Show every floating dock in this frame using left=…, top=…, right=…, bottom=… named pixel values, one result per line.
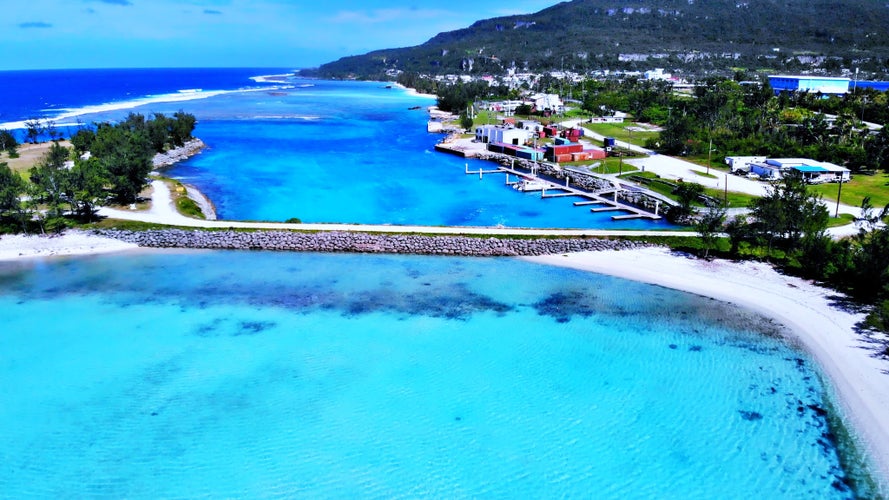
left=469, top=165, right=662, bottom=220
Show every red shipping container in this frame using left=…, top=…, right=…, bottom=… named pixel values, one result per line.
left=554, top=143, right=583, bottom=154
left=556, top=153, right=573, bottom=163
left=585, top=148, right=607, bottom=160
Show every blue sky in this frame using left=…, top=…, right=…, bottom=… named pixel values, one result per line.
left=4, top=0, right=558, bottom=70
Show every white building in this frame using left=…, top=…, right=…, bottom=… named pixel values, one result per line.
left=644, top=68, right=671, bottom=81
left=528, top=93, right=564, bottom=113
left=725, top=156, right=767, bottom=173
left=475, top=125, right=531, bottom=145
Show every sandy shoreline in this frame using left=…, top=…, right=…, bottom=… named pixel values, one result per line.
left=0, top=231, right=138, bottom=261
left=525, top=248, right=889, bottom=489
left=392, top=82, right=437, bottom=100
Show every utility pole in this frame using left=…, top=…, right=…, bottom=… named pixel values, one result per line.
left=835, top=179, right=843, bottom=218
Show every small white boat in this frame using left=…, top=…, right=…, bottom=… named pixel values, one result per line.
left=512, top=179, right=548, bottom=192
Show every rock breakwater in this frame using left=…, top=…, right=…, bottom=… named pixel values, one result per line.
left=93, top=229, right=650, bottom=256
left=153, top=139, right=206, bottom=168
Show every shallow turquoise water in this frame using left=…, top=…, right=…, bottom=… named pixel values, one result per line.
left=0, top=251, right=860, bottom=498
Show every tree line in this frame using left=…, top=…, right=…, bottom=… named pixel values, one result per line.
left=0, top=112, right=195, bottom=234
left=671, top=171, right=889, bottom=336
left=574, top=75, right=889, bottom=173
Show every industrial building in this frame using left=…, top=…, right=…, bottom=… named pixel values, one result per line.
left=748, top=158, right=850, bottom=183
left=768, top=75, right=851, bottom=95
left=474, top=124, right=531, bottom=145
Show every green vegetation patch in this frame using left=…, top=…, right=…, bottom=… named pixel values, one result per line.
left=582, top=122, right=658, bottom=147
left=810, top=173, right=889, bottom=210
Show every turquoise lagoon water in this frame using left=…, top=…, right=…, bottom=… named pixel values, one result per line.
left=0, top=251, right=864, bottom=498
left=74, top=78, right=674, bottom=228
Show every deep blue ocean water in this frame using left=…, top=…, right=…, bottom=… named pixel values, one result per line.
left=0, top=251, right=868, bottom=498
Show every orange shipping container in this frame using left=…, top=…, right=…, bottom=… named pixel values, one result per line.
left=556, top=153, right=573, bottom=163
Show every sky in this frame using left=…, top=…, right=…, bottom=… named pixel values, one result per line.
left=3, top=0, right=559, bottom=71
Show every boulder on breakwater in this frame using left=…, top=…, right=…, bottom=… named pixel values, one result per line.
left=93, top=229, right=650, bottom=257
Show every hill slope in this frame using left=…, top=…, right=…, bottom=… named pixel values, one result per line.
left=317, top=0, right=889, bottom=77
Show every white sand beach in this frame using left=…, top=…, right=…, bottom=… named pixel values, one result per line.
left=526, top=248, right=889, bottom=487
left=0, top=231, right=138, bottom=261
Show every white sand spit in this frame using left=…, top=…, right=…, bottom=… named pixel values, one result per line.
left=0, top=231, right=138, bottom=261
left=525, top=247, right=889, bottom=487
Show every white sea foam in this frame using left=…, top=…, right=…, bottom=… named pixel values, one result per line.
left=251, top=73, right=295, bottom=83
left=0, top=86, right=289, bottom=130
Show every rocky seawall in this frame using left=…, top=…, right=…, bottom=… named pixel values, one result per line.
left=152, top=139, right=206, bottom=169
left=93, top=229, right=650, bottom=256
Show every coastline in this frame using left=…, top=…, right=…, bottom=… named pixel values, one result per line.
left=0, top=231, right=138, bottom=261
left=524, top=248, right=889, bottom=491
left=392, top=82, right=437, bottom=100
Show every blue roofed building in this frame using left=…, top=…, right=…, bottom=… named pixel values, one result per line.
left=768, top=75, right=851, bottom=95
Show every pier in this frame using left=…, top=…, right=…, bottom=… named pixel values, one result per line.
left=468, top=164, right=662, bottom=220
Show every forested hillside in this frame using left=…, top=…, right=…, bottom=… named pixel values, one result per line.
left=316, top=0, right=889, bottom=78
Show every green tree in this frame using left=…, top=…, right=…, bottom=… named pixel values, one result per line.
left=24, top=119, right=42, bottom=144
left=667, top=182, right=704, bottom=223
left=29, top=142, right=72, bottom=221
left=0, top=129, right=18, bottom=156
left=749, top=170, right=828, bottom=254
left=68, top=157, right=108, bottom=221
left=70, top=128, right=96, bottom=155
left=171, top=111, right=196, bottom=146
left=0, top=162, right=25, bottom=221
left=695, top=203, right=727, bottom=259
left=459, top=112, right=474, bottom=131
left=91, top=124, right=153, bottom=204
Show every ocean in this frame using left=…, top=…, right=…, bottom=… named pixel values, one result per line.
left=0, top=68, right=877, bottom=497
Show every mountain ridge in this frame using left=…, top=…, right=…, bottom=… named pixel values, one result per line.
left=316, top=0, right=889, bottom=78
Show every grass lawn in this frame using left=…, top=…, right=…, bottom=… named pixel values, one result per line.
left=622, top=171, right=760, bottom=207
left=1, top=141, right=72, bottom=174
left=690, top=170, right=718, bottom=179
left=702, top=188, right=759, bottom=208
left=619, top=171, right=677, bottom=199
left=810, top=172, right=889, bottom=209
left=827, top=213, right=856, bottom=228
left=580, top=122, right=658, bottom=147
left=570, top=157, right=639, bottom=175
